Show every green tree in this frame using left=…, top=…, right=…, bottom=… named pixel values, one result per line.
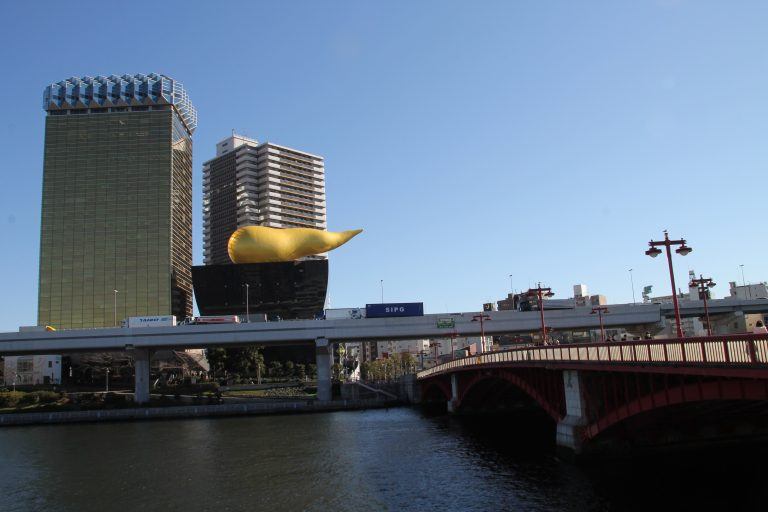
left=284, top=361, right=295, bottom=379
left=206, top=348, right=227, bottom=377
left=206, top=347, right=264, bottom=381
left=332, top=363, right=343, bottom=381
left=307, top=363, right=317, bottom=380
left=269, top=361, right=283, bottom=379
left=401, top=353, right=416, bottom=375
left=295, top=363, right=306, bottom=381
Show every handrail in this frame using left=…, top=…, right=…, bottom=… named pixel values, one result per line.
left=416, top=333, right=768, bottom=379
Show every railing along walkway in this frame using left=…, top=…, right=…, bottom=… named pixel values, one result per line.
left=417, top=333, right=768, bottom=379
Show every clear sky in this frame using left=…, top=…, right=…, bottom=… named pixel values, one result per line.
left=0, top=1, right=766, bottom=331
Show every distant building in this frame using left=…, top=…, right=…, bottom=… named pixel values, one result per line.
left=729, top=282, right=768, bottom=300
left=378, top=339, right=429, bottom=358
left=202, top=134, right=327, bottom=265
left=38, top=73, right=196, bottom=327
left=4, top=355, right=61, bottom=386
left=496, top=284, right=606, bottom=312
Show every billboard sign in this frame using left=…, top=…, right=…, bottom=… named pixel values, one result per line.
left=365, top=302, right=424, bottom=318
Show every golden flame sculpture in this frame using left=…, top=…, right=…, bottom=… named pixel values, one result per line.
left=228, top=226, right=363, bottom=264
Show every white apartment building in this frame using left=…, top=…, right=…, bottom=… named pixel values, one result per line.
left=203, top=134, right=327, bottom=265
left=3, top=355, right=62, bottom=386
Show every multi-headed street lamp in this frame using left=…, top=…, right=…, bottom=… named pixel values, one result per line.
left=690, top=274, right=716, bottom=336
left=526, top=284, right=554, bottom=345
left=471, top=313, right=491, bottom=352
left=590, top=306, right=609, bottom=343
left=645, top=231, right=692, bottom=338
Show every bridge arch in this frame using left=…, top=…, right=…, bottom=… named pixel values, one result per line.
left=584, top=378, right=768, bottom=441
left=420, top=378, right=451, bottom=403
left=457, top=370, right=564, bottom=421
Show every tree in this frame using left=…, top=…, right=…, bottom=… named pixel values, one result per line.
left=284, top=361, right=295, bottom=379
left=332, top=363, right=343, bottom=381
left=307, top=363, right=317, bottom=380
left=269, top=361, right=283, bottom=379
left=206, top=348, right=227, bottom=377
left=295, top=363, right=306, bottom=381
left=205, top=347, right=264, bottom=381
left=401, top=353, right=417, bottom=375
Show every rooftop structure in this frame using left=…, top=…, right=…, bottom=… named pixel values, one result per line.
left=43, top=73, right=197, bottom=133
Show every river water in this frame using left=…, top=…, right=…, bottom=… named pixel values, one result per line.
left=0, top=408, right=764, bottom=511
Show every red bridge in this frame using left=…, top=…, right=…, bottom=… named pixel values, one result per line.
left=417, top=333, right=768, bottom=456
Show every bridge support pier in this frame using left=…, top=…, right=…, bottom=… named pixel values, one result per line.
left=447, top=373, right=459, bottom=413
left=556, top=370, right=587, bottom=457
left=133, top=348, right=151, bottom=405
left=316, top=338, right=332, bottom=402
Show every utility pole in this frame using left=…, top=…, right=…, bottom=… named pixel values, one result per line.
left=526, top=284, right=554, bottom=345
left=244, top=283, right=250, bottom=322
left=113, top=289, right=118, bottom=326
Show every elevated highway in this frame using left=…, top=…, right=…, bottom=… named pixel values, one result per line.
left=0, top=298, right=765, bottom=405
left=0, top=304, right=665, bottom=355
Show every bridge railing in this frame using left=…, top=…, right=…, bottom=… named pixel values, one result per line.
left=417, top=333, right=768, bottom=379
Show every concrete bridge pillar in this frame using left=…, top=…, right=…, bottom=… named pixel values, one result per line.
left=556, top=370, right=587, bottom=456
left=316, top=338, right=333, bottom=402
left=447, top=373, right=460, bottom=413
left=133, top=348, right=151, bottom=405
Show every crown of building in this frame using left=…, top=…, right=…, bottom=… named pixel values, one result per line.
left=43, top=73, right=197, bottom=133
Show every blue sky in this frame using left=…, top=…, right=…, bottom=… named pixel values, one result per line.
left=0, top=1, right=766, bottom=331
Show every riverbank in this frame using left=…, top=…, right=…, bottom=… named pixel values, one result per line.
left=0, top=398, right=400, bottom=426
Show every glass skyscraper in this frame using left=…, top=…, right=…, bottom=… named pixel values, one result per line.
left=38, top=74, right=197, bottom=328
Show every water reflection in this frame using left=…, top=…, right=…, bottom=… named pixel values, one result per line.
left=0, top=408, right=764, bottom=511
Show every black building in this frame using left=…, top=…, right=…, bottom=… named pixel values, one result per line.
left=192, top=260, right=328, bottom=320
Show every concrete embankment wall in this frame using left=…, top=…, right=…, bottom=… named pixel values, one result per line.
left=340, top=375, right=421, bottom=403
left=0, top=399, right=398, bottom=427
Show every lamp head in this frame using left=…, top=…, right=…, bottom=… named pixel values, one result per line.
left=676, top=244, right=692, bottom=256
left=645, top=247, right=662, bottom=258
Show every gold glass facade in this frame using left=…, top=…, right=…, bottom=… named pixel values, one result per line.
left=38, top=109, right=193, bottom=328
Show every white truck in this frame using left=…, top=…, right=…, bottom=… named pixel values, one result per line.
left=324, top=308, right=366, bottom=320
left=121, top=316, right=177, bottom=328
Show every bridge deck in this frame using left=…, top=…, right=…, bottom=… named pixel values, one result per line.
left=417, top=333, right=768, bottom=379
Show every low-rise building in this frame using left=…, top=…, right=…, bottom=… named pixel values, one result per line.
left=729, top=282, right=768, bottom=300
left=3, top=355, right=61, bottom=386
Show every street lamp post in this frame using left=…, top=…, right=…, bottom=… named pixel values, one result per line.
left=509, top=274, right=513, bottom=294
left=526, top=284, right=554, bottom=345
left=645, top=231, right=692, bottom=338
left=113, top=289, right=118, bottom=327
left=429, top=341, right=440, bottom=364
left=590, top=306, right=609, bottom=343
left=690, top=274, right=716, bottom=336
left=105, top=368, right=110, bottom=393
left=471, top=312, right=491, bottom=352
left=380, top=280, right=384, bottom=303
left=244, top=283, right=250, bottom=323
left=629, top=269, right=636, bottom=305
left=740, top=264, right=751, bottom=299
